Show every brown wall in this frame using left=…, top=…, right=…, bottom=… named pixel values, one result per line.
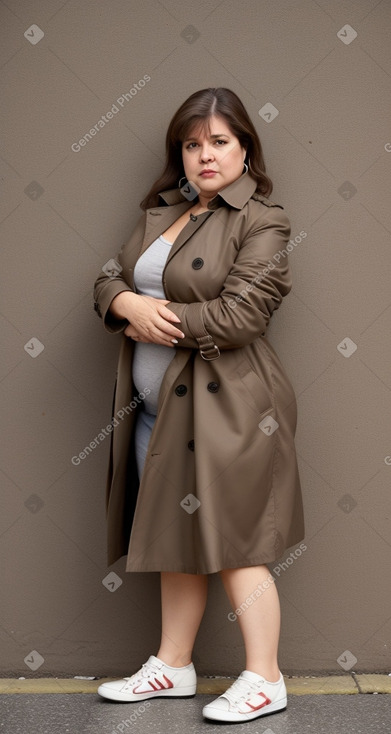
left=1, top=0, right=390, bottom=678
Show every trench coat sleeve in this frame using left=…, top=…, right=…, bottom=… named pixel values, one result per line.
left=166, top=204, right=292, bottom=350
left=93, top=214, right=145, bottom=333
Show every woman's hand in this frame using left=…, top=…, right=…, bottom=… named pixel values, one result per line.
left=110, top=291, right=185, bottom=346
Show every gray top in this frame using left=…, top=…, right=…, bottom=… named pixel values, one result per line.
left=131, top=234, right=177, bottom=415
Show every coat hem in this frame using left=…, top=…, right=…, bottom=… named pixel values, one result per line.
left=124, top=543, right=306, bottom=575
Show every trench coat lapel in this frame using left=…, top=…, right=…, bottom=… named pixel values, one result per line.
left=165, top=210, right=215, bottom=264
left=139, top=203, right=214, bottom=263
left=139, top=202, right=190, bottom=257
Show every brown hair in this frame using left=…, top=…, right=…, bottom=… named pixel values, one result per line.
left=140, top=87, right=273, bottom=210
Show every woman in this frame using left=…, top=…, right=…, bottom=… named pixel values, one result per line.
left=94, top=87, right=305, bottom=723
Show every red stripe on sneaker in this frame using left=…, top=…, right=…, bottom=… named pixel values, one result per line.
left=133, top=681, right=158, bottom=693
left=132, top=674, right=173, bottom=695
left=246, top=692, right=272, bottom=711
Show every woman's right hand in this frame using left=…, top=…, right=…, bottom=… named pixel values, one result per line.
left=109, top=291, right=185, bottom=347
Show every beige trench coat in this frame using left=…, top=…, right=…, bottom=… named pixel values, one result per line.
left=94, top=172, right=305, bottom=574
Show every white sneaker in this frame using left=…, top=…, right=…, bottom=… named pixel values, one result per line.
left=202, top=669, right=287, bottom=722
left=97, top=655, right=197, bottom=702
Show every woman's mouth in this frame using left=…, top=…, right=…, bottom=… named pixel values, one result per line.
left=200, top=170, right=217, bottom=178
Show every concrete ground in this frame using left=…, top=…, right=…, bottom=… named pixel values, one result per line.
left=0, top=675, right=390, bottom=733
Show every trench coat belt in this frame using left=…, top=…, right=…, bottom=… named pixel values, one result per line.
left=183, top=302, right=221, bottom=360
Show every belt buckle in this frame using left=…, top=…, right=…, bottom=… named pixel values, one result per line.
left=200, top=344, right=221, bottom=361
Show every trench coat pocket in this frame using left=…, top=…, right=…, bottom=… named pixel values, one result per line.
left=231, top=359, right=273, bottom=417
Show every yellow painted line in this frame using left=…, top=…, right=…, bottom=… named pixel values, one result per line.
left=0, top=675, right=389, bottom=695
left=284, top=676, right=359, bottom=695
left=355, top=674, right=391, bottom=694
left=199, top=676, right=359, bottom=695
left=0, top=678, right=107, bottom=694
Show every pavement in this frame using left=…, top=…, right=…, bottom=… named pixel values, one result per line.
left=0, top=675, right=390, bottom=733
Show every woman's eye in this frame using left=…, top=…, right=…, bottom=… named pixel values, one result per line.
left=185, top=139, right=227, bottom=149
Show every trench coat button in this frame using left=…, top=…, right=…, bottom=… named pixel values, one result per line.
left=207, top=381, right=219, bottom=393
left=192, top=258, right=204, bottom=270
left=188, top=439, right=195, bottom=451
left=175, top=384, right=187, bottom=397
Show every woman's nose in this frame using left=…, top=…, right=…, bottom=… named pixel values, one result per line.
left=199, top=146, right=214, bottom=162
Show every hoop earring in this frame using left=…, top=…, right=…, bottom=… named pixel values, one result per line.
left=242, top=162, right=249, bottom=174
left=178, top=176, right=187, bottom=188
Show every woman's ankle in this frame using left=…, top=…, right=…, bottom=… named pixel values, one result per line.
left=245, top=663, right=281, bottom=682
left=156, top=650, right=192, bottom=667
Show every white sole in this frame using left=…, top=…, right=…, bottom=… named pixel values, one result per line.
left=203, top=696, right=287, bottom=722
left=97, top=684, right=197, bottom=702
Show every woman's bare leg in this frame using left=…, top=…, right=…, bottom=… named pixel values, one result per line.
left=219, top=565, right=281, bottom=681
left=156, top=572, right=208, bottom=667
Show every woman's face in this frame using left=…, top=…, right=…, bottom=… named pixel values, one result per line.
left=181, top=115, right=247, bottom=201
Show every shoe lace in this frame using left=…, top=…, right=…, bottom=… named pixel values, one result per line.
left=223, top=677, right=259, bottom=705
left=124, top=660, right=159, bottom=683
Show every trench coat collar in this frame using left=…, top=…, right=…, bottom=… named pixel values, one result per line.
left=139, top=173, right=257, bottom=264
left=157, top=171, right=258, bottom=211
